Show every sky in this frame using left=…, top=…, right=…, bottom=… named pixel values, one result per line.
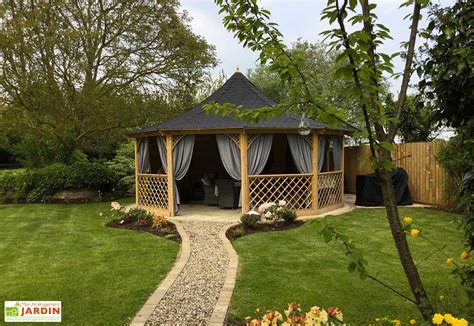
left=181, top=0, right=453, bottom=95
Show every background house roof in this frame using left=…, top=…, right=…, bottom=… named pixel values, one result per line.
left=129, top=71, right=350, bottom=135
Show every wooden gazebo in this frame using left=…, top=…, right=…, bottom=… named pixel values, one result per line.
left=128, top=72, right=350, bottom=217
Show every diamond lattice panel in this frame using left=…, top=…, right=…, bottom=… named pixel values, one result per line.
left=249, top=175, right=312, bottom=210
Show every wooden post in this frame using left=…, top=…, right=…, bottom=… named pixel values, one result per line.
left=134, top=139, right=139, bottom=207
left=166, top=134, right=175, bottom=217
left=312, top=132, right=319, bottom=212
left=240, top=132, right=249, bottom=213
left=340, top=135, right=345, bottom=203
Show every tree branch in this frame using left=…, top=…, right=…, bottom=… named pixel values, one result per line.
left=387, top=1, right=422, bottom=141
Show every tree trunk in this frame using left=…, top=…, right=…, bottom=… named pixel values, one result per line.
left=376, top=148, right=434, bottom=320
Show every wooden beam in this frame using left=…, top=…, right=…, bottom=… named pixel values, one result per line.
left=134, top=140, right=139, bottom=208
left=126, top=127, right=352, bottom=139
left=166, top=135, right=175, bottom=217
left=240, top=132, right=249, bottom=214
left=341, top=135, right=345, bottom=204
left=312, top=132, right=319, bottom=211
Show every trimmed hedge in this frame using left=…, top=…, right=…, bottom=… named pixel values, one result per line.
left=0, top=162, right=119, bottom=202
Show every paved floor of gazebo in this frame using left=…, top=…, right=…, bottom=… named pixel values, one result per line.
left=170, top=194, right=357, bottom=223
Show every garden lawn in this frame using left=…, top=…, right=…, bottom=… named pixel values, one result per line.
left=230, top=207, right=471, bottom=325
left=0, top=199, right=179, bottom=325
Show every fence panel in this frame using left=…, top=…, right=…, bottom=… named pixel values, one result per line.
left=318, top=171, right=344, bottom=209
left=344, top=142, right=452, bottom=207
left=137, top=174, right=168, bottom=209
left=248, top=174, right=313, bottom=211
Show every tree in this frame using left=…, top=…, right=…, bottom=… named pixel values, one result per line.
left=0, top=0, right=216, bottom=163
left=386, top=94, right=439, bottom=143
left=248, top=41, right=364, bottom=128
left=418, top=0, right=473, bottom=296
left=208, top=0, right=435, bottom=319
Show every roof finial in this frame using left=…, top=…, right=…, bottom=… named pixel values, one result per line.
left=236, top=66, right=240, bottom=72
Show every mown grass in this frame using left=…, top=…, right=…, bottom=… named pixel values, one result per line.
left=229, top=207, right=471, bottom=325
left=0, top=198, right=179, bottom=325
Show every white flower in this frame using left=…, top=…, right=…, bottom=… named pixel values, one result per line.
left=265, top=212, right=272, bottom=219
left=111, top=202, right=121, bottom=210
left=99, top=212, right=103, bottom=217
left=278, top=200, right=286, bottom=206
left=119, top=219, right=125, bottom=224
left=247, top=210, right=260, bottom=215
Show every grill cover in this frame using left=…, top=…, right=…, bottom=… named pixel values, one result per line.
left=355, top=168, right=413, bottom=206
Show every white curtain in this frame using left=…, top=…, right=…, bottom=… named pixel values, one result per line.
left=138, top=137, right=151, bottom=173
left=332, top=136, right=342, bottom=171
left=157, top=135, right=195, bottom=213
left=287, top=134, right=312, bottom=173
left=216, top=134, right=273, bottom=207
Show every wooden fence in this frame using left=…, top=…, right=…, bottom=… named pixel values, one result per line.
left=344, top=142, right=453, bottom=207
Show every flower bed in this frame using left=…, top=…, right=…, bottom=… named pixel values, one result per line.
left=105, top=202, right=180, bottom=243
left=244, top=302, right=344, bottom=326
left=227, top=201, right=303, bottom=240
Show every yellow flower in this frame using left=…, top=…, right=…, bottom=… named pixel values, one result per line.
left=444, top=314, right=455, bottom=324
left=409, top=319, right=417, bottom=325
left=446, top=257, right=455, bottom=265
left=393, top=319, right=401, bottom=326
left=245, top=316, right=251, bottom=321
left=403, top=217, right=413, bottom=223
left=460, top=251, right=470, bottom=260
left=410, top=229, right=420, bottom=237
left=432, top=313, right=444, bottom=325
left=439, top=295, right=445, bottom=301
left=256, top=308, right=260, bottom=314
left=456, top=318, right=468, bottom=326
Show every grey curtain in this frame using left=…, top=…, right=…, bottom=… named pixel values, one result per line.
left=287, top=134, right=312, bottom=173
left=248, top=134, right=273, bottom=175
left=216, top=135, right=241, bottom=180
left=332, top=136, right=342, bottom=170
left=138, top=137, right=151, bottom=173
left=216, top=134, right=273, bottom=207
left=318, top=136, right=326, bottom=172
left=157, top=135, right=195, bottom=212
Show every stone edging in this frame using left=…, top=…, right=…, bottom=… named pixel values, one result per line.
left=130, top=221, right=190, bottom=326
left=209, top=223, right=240, bottom=325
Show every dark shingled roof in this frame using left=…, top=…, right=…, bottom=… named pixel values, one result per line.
left=129, top=71, right=350, bottom=135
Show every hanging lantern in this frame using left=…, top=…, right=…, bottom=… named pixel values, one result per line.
left=298, top=112, right=311, bottom=136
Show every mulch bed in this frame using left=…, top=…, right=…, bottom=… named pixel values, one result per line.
left=106, top=219, right=181, bottom=243
left=226, top=220, right=305, bottom=241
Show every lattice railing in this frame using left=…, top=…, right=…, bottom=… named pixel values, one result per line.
left=249, top=174, right=313, bottom=211
left=137, top=174, right=168, bottom=209
left=317, top=171, right=343, bottom=209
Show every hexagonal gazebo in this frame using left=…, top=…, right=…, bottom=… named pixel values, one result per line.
left=128, top=71, right=350, bottom=217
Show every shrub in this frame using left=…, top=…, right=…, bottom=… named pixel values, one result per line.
left=258, top=200, right=297, bottom=223
left=152, top=215, right=167, bottom=229
left=240, top=213, right=261, bottom=228
left=278, top=208, right=297, bottom=223
left=436, top=137, right=469, bottom=203
left=126, top=207, right=153, bottom=222
left=105, top=141, right=135, bottom=193
left=0, top=162, right=118, bottom=202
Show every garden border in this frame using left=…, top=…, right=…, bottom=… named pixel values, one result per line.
left=130, top=221, right=190, bottom=326
left=209, top=223, right=240, bottom=325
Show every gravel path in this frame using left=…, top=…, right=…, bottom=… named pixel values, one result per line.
left=146, top=221, right=232, bottom=325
